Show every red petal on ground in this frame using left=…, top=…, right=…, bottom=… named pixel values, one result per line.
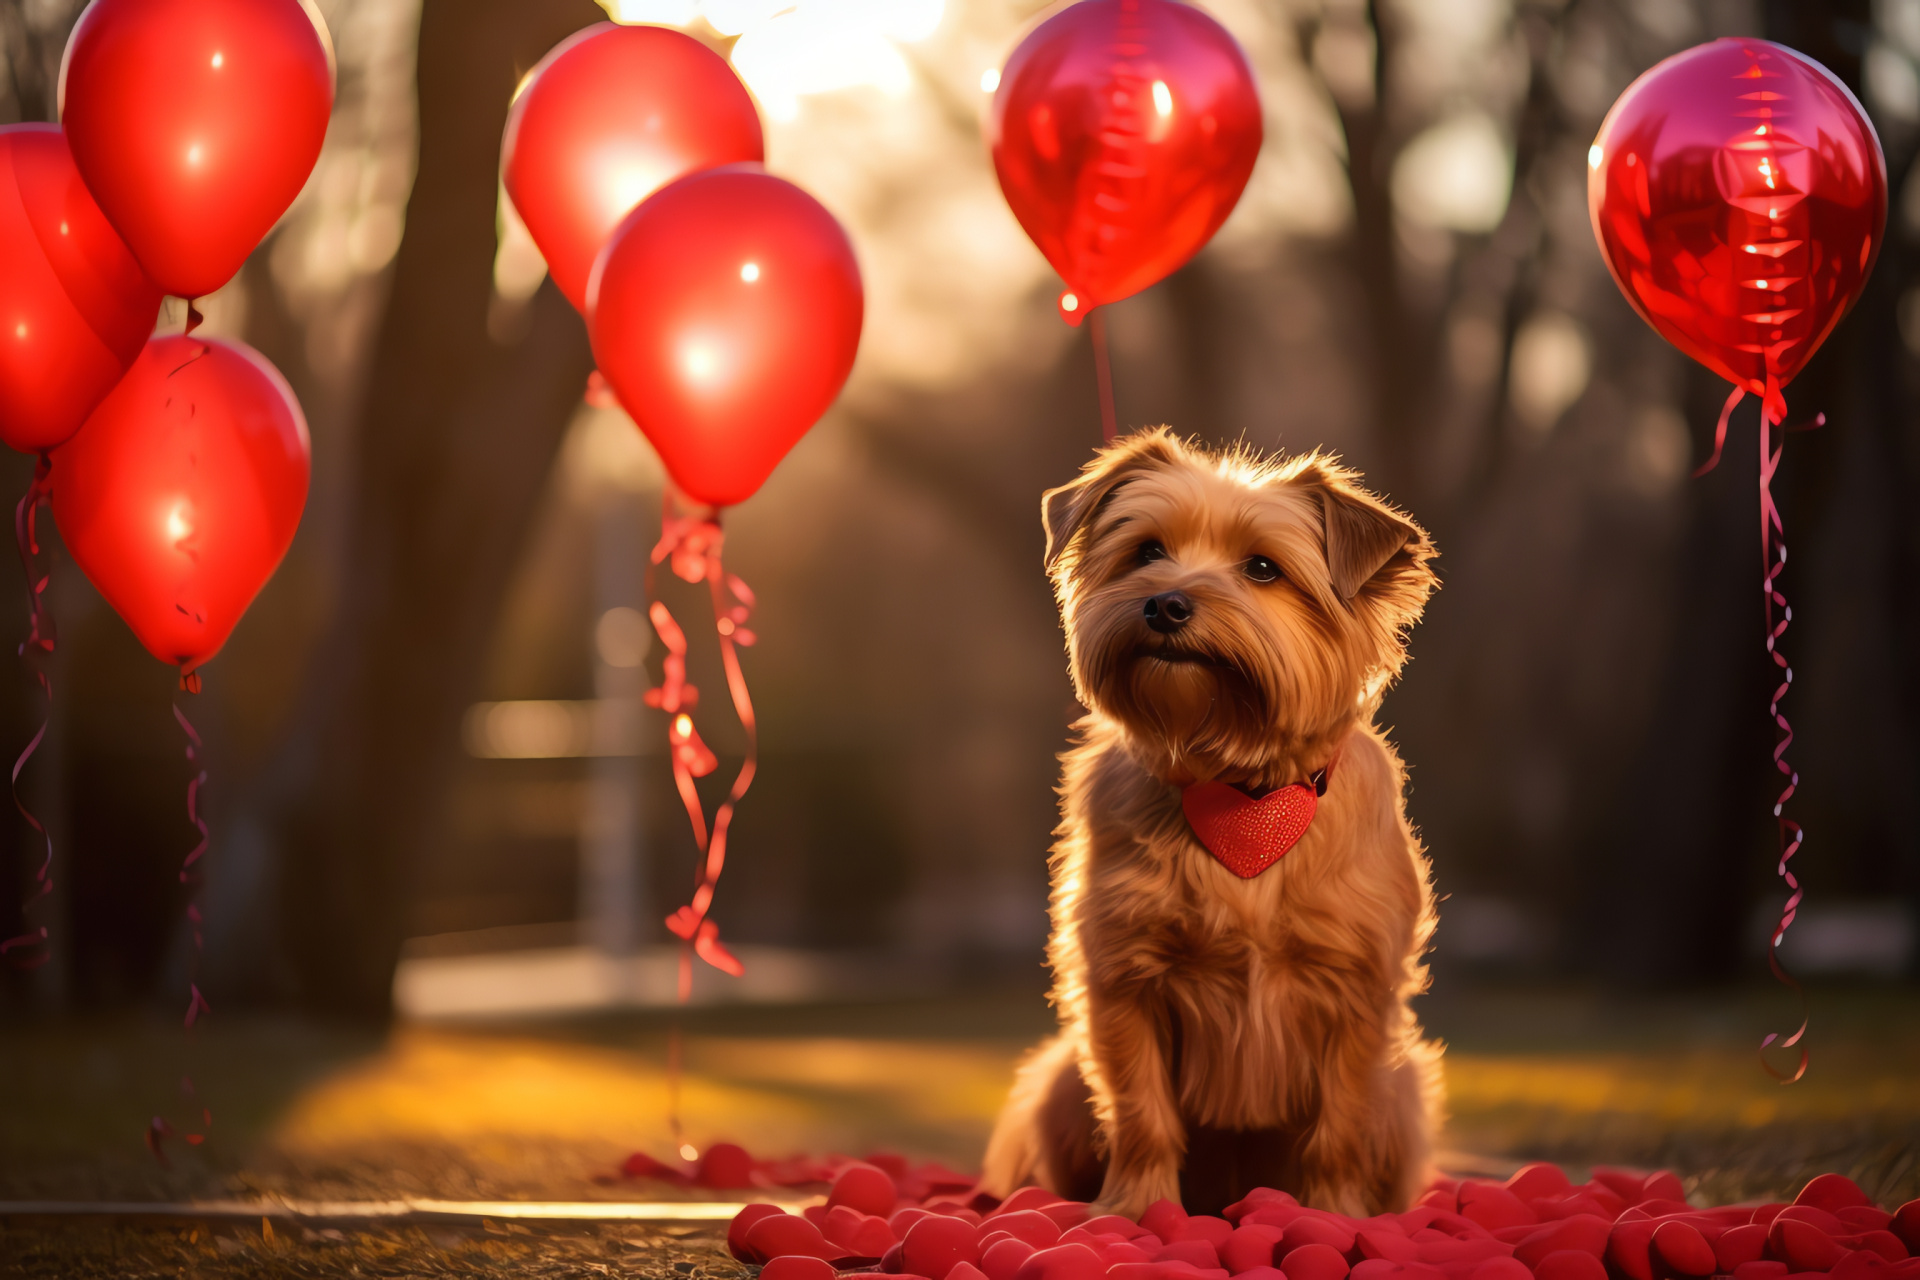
left=1796, top=1177, right=1877, bottom=1215
left=981, top=1237, right=1038, bottom=1280
left=1283, top=1242, right=1354, bottom=1280
left=831, top=1162, right=902, bottom=1218
left=1895, top=1204, right=1920, bottom=1254
left=1460, top=1183, right=1539, bottom=1232
left=1651, top=1221, right=1717, bottom=1277
left=1506, top=1165, right=1573, bottom=1205
left=1770, top=1218, right=1847, bottom=1272
left=1533, top=1251, right=1607, bottom=1280
left=760, top=1256, right=838, bottom=1280
left=727, top=1203, right=788, bottom=1262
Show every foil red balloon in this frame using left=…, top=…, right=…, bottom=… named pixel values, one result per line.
left=59, top=0, right=335, bottom=299
left=989, top=0, right=1262, bottom=324
left=1589, top=38, right=1885, bottom=405
left=0, top=124, right=160, bottom=454
left=587, top=166, right=862, bottom=509
left=502, top=23, right=764, bottom=315
left=53, top=336, right=310, bottom=673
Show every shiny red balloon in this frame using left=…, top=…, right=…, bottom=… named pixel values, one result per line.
left=60, top=0, right=334, bottom=299
left=990, top=0, right=1262, bottom=324
left=0, top=125, right=160, bottom=454
left=587, top=166, right=862, bottom=509
left=1589, top=38, right=1885, bottom=402
left=503, top=23, right=764, bottom=315
left=53, top=336, right=310, bottom=673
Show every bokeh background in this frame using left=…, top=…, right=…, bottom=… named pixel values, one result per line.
left=0, top=0, right=1917, bottom=1218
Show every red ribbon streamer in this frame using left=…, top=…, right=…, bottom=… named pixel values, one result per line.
left=2, top=455, right=56, bottom=970
left=1694, top=378, right=1811, bottom=1082
left=1754, top=378, right=1807, bottom=1084
left=644, top=493, right=759, bottom=1152
left=646, top=501, right=757, bottom=990
left=149, top=696, right=213, bottom=1160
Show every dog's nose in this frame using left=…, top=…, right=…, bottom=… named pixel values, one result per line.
left=1143, top=591, right=1193, bottom=633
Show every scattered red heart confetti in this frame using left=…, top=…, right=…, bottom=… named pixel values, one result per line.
left=628, top=1148, right=1920, bottom=1280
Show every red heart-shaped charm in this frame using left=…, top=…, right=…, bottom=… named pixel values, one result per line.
left=1181, top=781, right=1316, bottom=879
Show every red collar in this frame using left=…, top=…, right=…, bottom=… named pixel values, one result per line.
left=1180, top=749, right=1340, bottom=879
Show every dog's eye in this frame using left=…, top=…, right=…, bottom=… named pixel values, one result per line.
left=1138, top=540, right=1167, bottom=566
left=1244, top=555, right=1281, bottom=583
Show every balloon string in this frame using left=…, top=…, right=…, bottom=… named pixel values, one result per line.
left=2, top=455, right=55, bottom=970
left=149, top=696, right=213, bottom=1161
left=1693, top=386, right=1744, bottom=477
left=1755, top=376, right=1807, bottom=1084
left=1089, top=307, right=1117, bottom=443
left=643, top=495, right=757, bottom=1148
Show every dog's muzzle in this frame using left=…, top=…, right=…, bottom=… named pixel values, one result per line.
left=1143, top=590, right=1193, bottom=634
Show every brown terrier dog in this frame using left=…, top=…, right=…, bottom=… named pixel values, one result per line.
left=981, top=428, right=1442, bottom=1220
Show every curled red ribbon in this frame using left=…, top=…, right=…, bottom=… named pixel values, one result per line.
left=2, top=455, right=56, bottom=970
left=1700, top=377, right=1812, bottom=1082
left=149, top=696, right=213, bottom=1160
left=1754, top=379, right=1808, bottom=1084
left=646, top=497, right=757, bottom=996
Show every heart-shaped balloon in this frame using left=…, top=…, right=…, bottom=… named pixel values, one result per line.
left=1589, top=38, right=1885, bottom=400
left=53, top=335, right=310, bottom=674
left=587, top=166, right=862, bottom=509
left=502, top=23, right=763, bottom=315
left=59, top=0, right=335, bottom=300
left=1181, top=780, right=1316, bottom=879
left=990, top=0, right=1262, bottom=324
left=0, top=124, right=160, bottom=454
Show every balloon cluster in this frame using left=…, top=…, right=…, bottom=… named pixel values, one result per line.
left=1588, top=37, right=1885, bottom=1077
left=0, top=0, right=329, bottom=1145
left=501, top=22, right=862, bottom=511
left=498, top=23, right=864, bottom=998
left=0, top=0, right=327, bottom=681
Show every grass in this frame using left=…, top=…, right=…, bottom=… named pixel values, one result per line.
left=0, top=980, right=1915, bottom=1276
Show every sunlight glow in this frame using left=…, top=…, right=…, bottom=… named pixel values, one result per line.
left=740, top=261, right=760, bottom=282
left=1060, top=292, right=1079, bottom=313
left=1151, top=80, right=1172, bottom=117
left=980, top=67, right=1000, bottom=93
left=601, top=0, right=945, bottom=120
left=211, top=51, right=224, bottom=69
left=1392, top=112, right=1513, bottom=234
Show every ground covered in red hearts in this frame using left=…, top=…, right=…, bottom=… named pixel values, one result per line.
left=652, top=1151, right=1920, bottom=1280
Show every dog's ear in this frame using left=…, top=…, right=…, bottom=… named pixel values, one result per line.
left=1311, top=469, right=1431, bottom=602
left=1042, top=428, right=1184, bottom=572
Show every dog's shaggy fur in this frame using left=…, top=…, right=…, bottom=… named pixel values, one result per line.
left=981, top=428, right=1443, bottom=1220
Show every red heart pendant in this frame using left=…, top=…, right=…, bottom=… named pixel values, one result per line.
left=1181, top=781, right=1317, bottom=879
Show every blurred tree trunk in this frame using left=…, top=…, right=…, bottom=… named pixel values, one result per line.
left=222, top=0, right=601, bottom=1017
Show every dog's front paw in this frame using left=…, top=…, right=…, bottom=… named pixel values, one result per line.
left=1090, top=1166, right=1181, bottom=1219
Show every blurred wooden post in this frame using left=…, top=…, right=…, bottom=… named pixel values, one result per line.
left=581, top=492, right=645, bottom=966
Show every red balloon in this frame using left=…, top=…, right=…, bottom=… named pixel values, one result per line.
left=53, top=336, right=310, bottom=673
left=502, top=23, right=764, bottom=315
left=1589, top=38, right=1885, bottom=403
left=989, top=0, right=1262, bottom=325
left=587, top=166, right=862, bottom=509
left=60, top=0, right=334, bottom=299
left=0, top=124, right=160, bottom=454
